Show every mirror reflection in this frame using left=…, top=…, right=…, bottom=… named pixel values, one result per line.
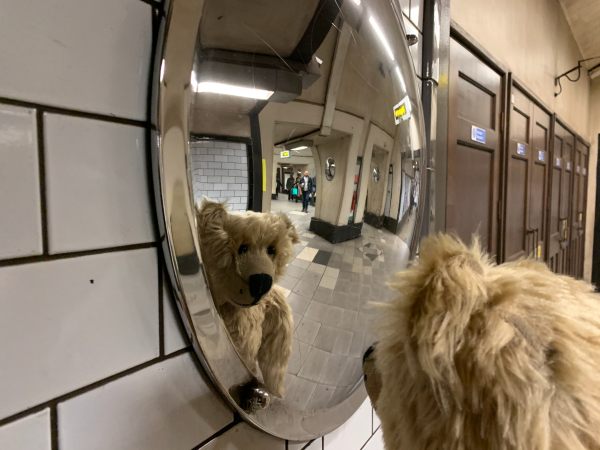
left=180, top=0, right=425, bottom=425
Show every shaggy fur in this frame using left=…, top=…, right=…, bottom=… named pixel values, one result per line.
left=196, top=199, right=298, bottom=396
left=368, top=234, right=600, bottom=450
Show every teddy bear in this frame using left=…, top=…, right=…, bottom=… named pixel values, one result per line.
left=363, top=234, right=600, bottom=450
left=196, top=199, right=299, bottom=398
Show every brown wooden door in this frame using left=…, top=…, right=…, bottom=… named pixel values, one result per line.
left=547, top=120, right=574, bottom=274
left=569, top=140, right=588, bottom=278
left=447, top=39, right=503, bottom=257
left=502, top=86, right=550, bottom=263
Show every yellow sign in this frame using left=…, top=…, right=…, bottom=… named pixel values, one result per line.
left=262, top=159, right=267, bottom=192
left=393, top=96, right=411, bottom=125
left=280, top=150, right=290, bottom=158
left=537, top=244, right=542, bottom=259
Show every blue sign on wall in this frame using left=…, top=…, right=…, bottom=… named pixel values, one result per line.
left=471, top=125, right=486, bottom=144
left=517, top=143, right=526, bottom=156
left=538, top=150, right=546, bottom=162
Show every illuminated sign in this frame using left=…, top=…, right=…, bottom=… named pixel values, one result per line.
left=280, top=150, right=290, bottom=158
left=393, top=97, right=411, bottom=124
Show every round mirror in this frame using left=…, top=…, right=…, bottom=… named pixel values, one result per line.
left=325, top=157, right=336, bottom=181
left=152, top=0, right=427, bottom=440
left=372, top=167, right=381, bottom=183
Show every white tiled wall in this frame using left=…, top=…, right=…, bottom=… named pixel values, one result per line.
left=190, top=140, right=249, bottom=210
left=0, top=0, right=386, bottom=449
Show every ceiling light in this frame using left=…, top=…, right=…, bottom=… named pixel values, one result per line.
left=195, top=81, right=274, bottom=100
left=369, top=16, right=394, bottom=61
left=351, top=0, right=361, bottom=5
left=315, top=56, right=323, bottom=65
left=284, top=139, right=312, bottom=152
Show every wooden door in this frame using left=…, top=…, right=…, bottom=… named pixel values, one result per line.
left=447, top=39, right=503, bottom=257
left=547, top=120, right=574, bottom=274
left=502, top=86, right=550, bottom=262
left=569, top=140, right=588, bottom=278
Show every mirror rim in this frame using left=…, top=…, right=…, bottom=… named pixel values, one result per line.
left=151, top=0, right=428, bottom=440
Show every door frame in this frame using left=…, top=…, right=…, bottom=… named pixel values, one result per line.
left=447, top=22, right=509, bottom=261
left=592, top=133, right=600, bottom=289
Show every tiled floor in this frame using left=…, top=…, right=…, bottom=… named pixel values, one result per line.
left=270, top=198, right=410, bottom=412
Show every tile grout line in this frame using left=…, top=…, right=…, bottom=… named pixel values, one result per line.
left=191, top=418, right=241, bottom=450
left=158, top=265, right=165, bottom=356
left=0, top=97, right=148, bottom=129
left=0, top=347, right=191, bottom=428
left=50, top=404, right=59, bottom=450
left=35, top=109, right=49, bottom=255
left=0, top=242, right=158, bottom=268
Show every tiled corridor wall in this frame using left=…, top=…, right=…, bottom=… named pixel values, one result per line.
left=190, top=140, right=249, bottom=211
left=0, top=0, right=427, bottom=448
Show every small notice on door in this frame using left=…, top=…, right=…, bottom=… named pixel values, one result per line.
left=555, top=157, right=561, bottom=167
left=393, top=96, right=411, bottom=124
left=537, top=244, right=542, bottom=259
left=566, top=161, right=572, bottom=171
left=538, top=150, right=546, bottom=162
left=471, top=126, right=486, bottom=144
left=517, top=143, right=526, bottom=156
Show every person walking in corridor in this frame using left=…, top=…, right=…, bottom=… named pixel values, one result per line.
left=299, top=170, right=313, bottom=213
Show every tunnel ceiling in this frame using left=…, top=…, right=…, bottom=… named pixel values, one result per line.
left=199, top=0, right=321, bottom=56
left=559, top=0, right=600, bottom=67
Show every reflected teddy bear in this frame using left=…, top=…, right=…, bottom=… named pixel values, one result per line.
left=196, top=199, right=299, bottom=397
left=363, top=234, right=600, bottom=450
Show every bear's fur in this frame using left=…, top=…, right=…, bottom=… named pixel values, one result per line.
left=366, top=234, right=600, bottom=450
left=196, top=199, right=298, bottom=397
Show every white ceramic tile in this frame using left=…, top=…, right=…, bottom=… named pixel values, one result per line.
left=0, top=248, right=159, bottom=419
left=403, top=15, right=423, bottom=78
left=409, top=0, right=424, bottom=32
left=44, top=114, right=155, bottom=253
left=0, top=410, right=50, bottom=450
left=201, top=422, right=285, bottom=450
left=324, top=399, right=372, bottom=450
left=399, top=0, right=410, bottom=17
left=0, top=105, right=43, bottom=259
left=163, top=273, right=189, bottom=354
left=59, top=353, right=232, bottom=450
left=362, top=428, right=384, bottom=450
left=288, top=438, right=323, bottom=450
left=0, top=0, right=151, bottom=120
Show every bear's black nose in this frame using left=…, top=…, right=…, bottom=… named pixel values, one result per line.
left=248, top=273, right=273, bottom=303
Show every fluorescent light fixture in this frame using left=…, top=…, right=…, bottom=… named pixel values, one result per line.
left=284, top=139, right=312, bottom=152
left=160, top=59, right=165, bottom=83
left=315, top=55, right=323, bottom=65
left=369, top=16, right=394, bottom=61
left=195, top=81, right=274, bottom=100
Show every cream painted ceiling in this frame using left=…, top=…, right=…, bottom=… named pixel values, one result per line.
left=559, top=0, right=600, bottom=69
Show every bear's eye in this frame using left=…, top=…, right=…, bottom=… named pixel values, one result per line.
left=238, top=244, right=249, bottom=255
left=267, top=245, right=276, bottom=256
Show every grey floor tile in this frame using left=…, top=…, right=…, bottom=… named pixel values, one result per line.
left=295, top=317, right=321, bottom=345
left=298, top=347, right=329, bottom=382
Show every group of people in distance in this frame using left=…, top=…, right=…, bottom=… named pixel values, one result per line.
left=277, top=170, right=316, bottom=213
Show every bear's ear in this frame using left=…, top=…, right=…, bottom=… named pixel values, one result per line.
left=278, top=213, right=300, bottom=244
left=196, top=198, right=233, bottom=269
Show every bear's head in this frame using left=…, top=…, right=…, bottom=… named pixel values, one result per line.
left=196, top=199, right=300, bottom=307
